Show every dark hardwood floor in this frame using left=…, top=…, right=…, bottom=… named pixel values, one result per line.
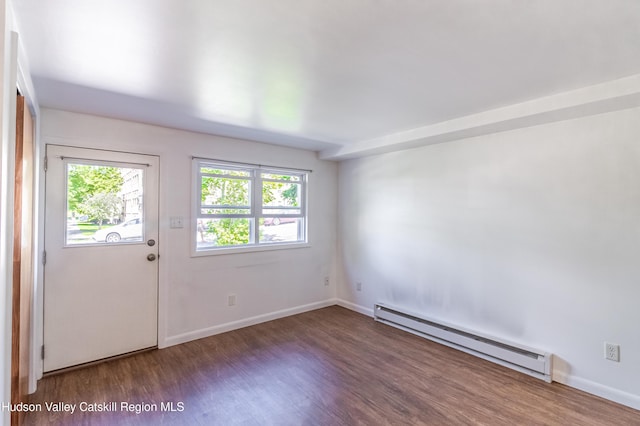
left=24, top=306, right=639, bottom=425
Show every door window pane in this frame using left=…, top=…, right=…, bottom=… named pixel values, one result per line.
left=65, top=163, right=144, bottom=245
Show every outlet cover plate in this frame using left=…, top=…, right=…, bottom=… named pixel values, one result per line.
left=605, top=342, right=620, bottom=362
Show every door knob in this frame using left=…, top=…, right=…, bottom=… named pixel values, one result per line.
left=147, top=253, right=156, bottom=261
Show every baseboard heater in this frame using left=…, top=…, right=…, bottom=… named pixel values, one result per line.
left=374, top=303, right=552, bottom=382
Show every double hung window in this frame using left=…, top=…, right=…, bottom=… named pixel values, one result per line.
left=194, top=159, right=307, bottom=253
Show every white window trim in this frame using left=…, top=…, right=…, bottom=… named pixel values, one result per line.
left=191, top=158, right=309, bottom=256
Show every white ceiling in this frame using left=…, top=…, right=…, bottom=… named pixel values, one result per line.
left=11, top=0, right=640, bottom=157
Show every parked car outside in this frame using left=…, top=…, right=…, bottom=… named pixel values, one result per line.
left=92, top=218, right=142, bottom=243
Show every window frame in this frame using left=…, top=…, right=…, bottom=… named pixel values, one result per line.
left=192, top=158, right=309, bottom=256
left=63, top=159, right=147, bottom=247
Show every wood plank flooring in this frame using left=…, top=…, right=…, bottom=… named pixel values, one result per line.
left=24, top=306, right=639, bottom=425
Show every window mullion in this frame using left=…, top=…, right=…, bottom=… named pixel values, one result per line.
left=252, top=170, right=260, bottom=244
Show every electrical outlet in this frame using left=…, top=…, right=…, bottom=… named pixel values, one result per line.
left=228, top=294, right=236, bottom=306
left=324, top=276, right=330, bottom=286
left=356, top=282, right=362, bottom=291
left=604, top=342, right=620, bottom=362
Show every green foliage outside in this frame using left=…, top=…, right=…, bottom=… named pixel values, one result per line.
left=210, top=219, right=251, bottom=246
left=262, top=180, right=299, bottom=207
left=200, top=171, right=300, bottom=245
left=68, top=165, right=124, bottom=228
left=79, top=193, right=122, bottom=228
left=201, top=174, right=249, bottom=210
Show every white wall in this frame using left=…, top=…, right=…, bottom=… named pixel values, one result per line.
left=337, top=106, right=640, bottom=409
left=39, top=109, right=338, bottom=349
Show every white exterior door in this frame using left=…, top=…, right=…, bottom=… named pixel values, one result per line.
left=43, top=145, right=159, bottom=372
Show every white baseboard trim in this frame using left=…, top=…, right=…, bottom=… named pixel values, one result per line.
left=162, top=299, right=336, bottom=348
left=553, top=371, right=640, bottom=411
left=335, top=299, right=374, bottom=317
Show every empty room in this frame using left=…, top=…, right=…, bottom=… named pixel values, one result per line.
left=1, top=1, right=639, bottom=425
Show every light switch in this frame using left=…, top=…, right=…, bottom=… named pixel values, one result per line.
left=169, top=216, right=184, bottom=228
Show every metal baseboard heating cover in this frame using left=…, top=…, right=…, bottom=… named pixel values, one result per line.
left=374, top=303, right=552, bottom=382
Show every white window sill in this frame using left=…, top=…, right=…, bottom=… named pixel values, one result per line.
left=191, top=242, right=311, bottom=257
